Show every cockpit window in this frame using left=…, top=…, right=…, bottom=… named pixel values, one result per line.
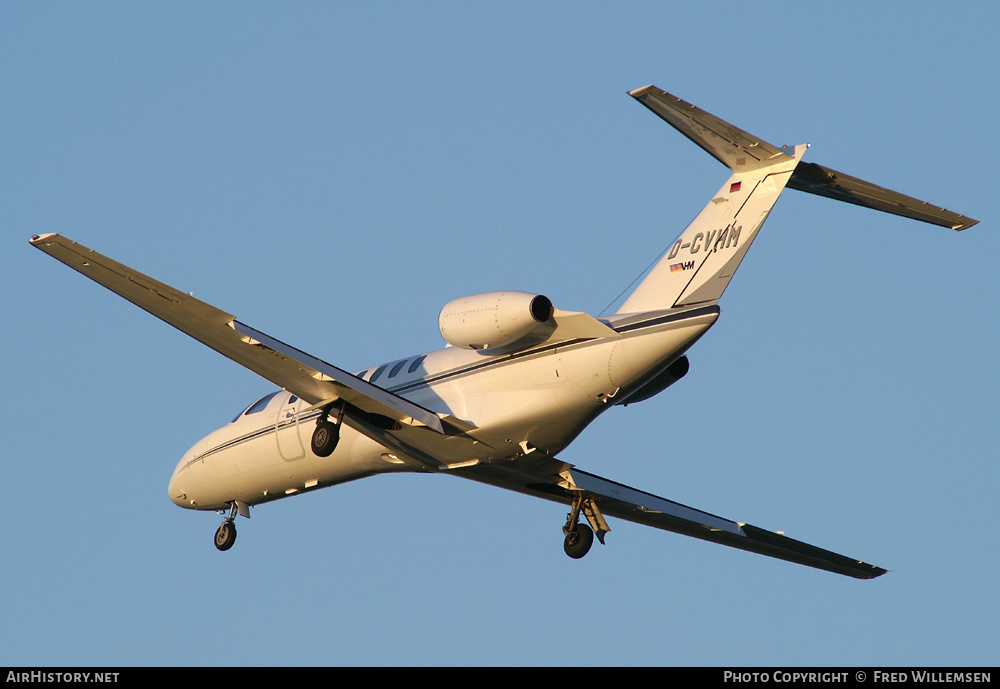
left=231, top=391, right=279, bottom=423
left=241, top=391, right=279, bottom=419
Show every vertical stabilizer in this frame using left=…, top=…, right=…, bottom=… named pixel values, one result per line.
left=616, top=86, right=976, bottom=315
left=618, top=144, right=805, bottom=313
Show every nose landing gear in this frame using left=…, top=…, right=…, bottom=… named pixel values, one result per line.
left=214, top=520, right=236, bottom=551
left=214, top=501, right=249, bottom=551
left=214, top=502, right=240, bottom=551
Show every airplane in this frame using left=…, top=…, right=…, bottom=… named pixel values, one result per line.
left=30, top=86, right=978, bottom=579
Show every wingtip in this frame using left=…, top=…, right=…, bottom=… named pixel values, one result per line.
left=628, top=84, right=656, bottom=98
left=29, top=233, right=58, bottom=245
left=854, top=562, right=889, bottom=579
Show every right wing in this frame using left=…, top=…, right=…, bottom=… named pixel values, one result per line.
left=456, top=454, right=888, bottom=580
left=29, top=233, right=450, bottom=434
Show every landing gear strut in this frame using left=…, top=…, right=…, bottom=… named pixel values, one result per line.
left=562, top=492, right=609, bottom=559
left=214, top=503, right=239, bottom=551
left=311, top=403, right=345, bottom=457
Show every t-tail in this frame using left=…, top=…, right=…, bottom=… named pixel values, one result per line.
left=617, top=86, right=978, bottom=315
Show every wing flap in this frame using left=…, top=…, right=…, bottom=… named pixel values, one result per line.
left=30, top=234, right=445, bottom=433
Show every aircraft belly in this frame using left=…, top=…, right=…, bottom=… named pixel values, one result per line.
left=473, top=389, right=581, bottom=457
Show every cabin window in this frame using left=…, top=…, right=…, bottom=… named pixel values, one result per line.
left=369, top=364, right=388, bottom=383
left=408, top=355, right=427, bottom=374
left=288, top=395, right=297, bottom=404
left=355, top=370, right=369, bottom=380
left=388, top=360, right=407, bottom=378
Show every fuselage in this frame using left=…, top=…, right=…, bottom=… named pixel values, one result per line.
left=168, top=304, right=720, bottom=511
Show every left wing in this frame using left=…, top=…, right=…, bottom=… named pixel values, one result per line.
left=455, top=455, right=888, bottom=579
left=29, top=233, right=450, bottom=433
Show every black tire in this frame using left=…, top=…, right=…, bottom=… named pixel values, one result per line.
left=214, top=521, right=237, bottom=551
left=311, top=420, right=340, bottom=457
left=563, top=522, right=594, bottom=559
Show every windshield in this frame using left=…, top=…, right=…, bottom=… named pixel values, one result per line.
left=231, top=391, right=279, bottom=422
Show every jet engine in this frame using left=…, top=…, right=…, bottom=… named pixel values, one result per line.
left=615, top=356, right=690, bottom=406
left=439, top=291, right=553, bottom=350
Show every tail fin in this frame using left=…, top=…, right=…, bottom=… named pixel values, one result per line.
left=617, top=86, right=977, bottom=315
left=619, top=145, right=803, bottom=313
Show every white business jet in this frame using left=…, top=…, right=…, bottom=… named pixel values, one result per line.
left=31, top=86, right=977, bottom=579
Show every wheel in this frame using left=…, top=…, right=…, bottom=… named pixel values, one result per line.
left=214, top=521, right=237, bottom=551
left=563, top=522, right=594, bottom=559
left=311, top=420, right=340, bottom=457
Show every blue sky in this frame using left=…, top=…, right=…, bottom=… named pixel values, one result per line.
left=2, top=2, right=996, bottom=666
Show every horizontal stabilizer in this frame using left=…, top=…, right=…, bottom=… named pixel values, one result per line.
left=629, top=85, right=794, bottom=171
left=788, top=161, right=977, bottom=230
left=630, top=85, right=977, bottom=230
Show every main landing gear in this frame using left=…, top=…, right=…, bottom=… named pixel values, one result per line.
left=562, top=493, right=609, bottom=559
left=214, top=503, right=239, bottom=551
left=311, top=403, right=345, bottom=457
left=564, top=522, right=594, bottom=559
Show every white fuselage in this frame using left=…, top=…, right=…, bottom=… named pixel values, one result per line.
left=167, top=305, right=719, bottom=511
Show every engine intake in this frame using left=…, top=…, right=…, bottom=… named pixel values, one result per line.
left=439, top=291, right=553, bottom=350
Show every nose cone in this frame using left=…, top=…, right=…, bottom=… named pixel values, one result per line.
left=167, top=473, right=188, bottom=508
left=168, top=447, right=199, bottom=510
left=168, top=470, right=190, bottom=509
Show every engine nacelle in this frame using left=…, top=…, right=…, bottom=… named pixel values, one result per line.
left=615, top=356, right=690, bottom=406
left=439, top=291, right=553, bottom=350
